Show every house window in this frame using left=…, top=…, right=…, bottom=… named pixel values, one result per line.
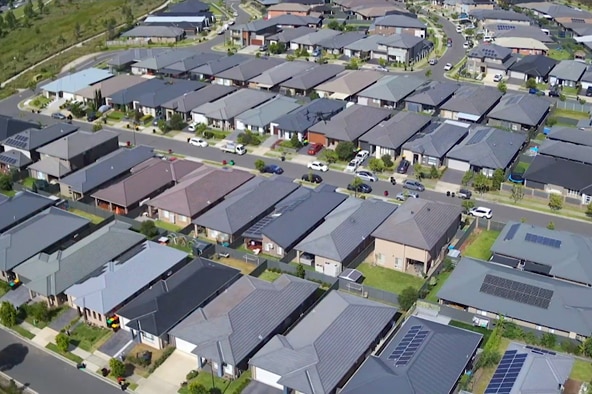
left=276, top=247, right=283, bottom=255
left=377, top=253, right=384, bottom=263
left=427, top=157, right=438, bottom=166
left=265, top=243, right=273, bottom=252
left=372, top=98, right=381, bottom=104
left=584, top=194, right=592, bottom=204
left=92, top=311, right=96, bottom=319
left=162, top=210, right=170, bottom=219
left=178, top=215, right=187, bottom=222
left=141, top=331, right=154, bottom=340
left=395, top=258, right=403, bottom=268
left=567, top=189, right=580, bottom=197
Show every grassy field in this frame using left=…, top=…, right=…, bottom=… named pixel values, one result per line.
left=356, top=263, right=425, bottom=294
left=570, top=359, right=592, bottom=382
left=68, top=208, right=105, bottom=224
left=462, top=230, right=500, bottom=261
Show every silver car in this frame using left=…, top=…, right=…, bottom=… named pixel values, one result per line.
left=355, top=170, right=377, bottom=182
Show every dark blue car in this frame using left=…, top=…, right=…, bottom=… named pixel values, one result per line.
left=261, top=164, right=284, bottom=174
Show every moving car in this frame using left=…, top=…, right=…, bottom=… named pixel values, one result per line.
left=396, top=159, right=410, bottom=174
left=493, top=74, right=503, bottom=82
left=355, top=170, right=377, bottom=182
left=403, top=180, right=425, bottom=191
left=301, top=174, right=323, bottom=184
left=51, top=112, right=66, bottom=120
left=458, top=188, right=472, bottom=199
left=307, top=161, right=328, bottom=172
left=444, top=63, right=453, bottom=71
left=468, top=207, right=493, bottom=219
left=345, top=160, right=359, bottom=172
left=261, top=164, right=284, bottom=174
left=307, top=143, right=323, bottom=155
left=355, top=150, right=370, bottom=162
left=189, top=137, right=208, bottom=147
left=347, top=183, right=372, bottom=193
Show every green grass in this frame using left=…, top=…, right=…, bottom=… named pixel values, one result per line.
left=425, top=271, right=451, bottom=302
left=13, top=325, right=35, bottom=340
left=570, top=359, right=592, bottom=382
left=21, top=177, right=36, bottom=189
left=179, top=370, right=250, bottom=394
left=257, top=270, right=282, bottom=282
left=67, top=208, right=105, bottom=224
left=29, top=95, right=52, bottom=108
left=448, top=320, right=492, bottom=346
left=0, top=190, right=16, bottom=197
left=356, top=263, right=425, bottom=294
left=552, top=108, right=590, bottom=120
left=107, top=111, right=126, bottom=121
left=561, top=86, right=580, bottom=96
left=548, top=49, right=572, bottom=61
left=473, top=337, right=511, bottom=394
left=46, top=343, right=84, bottom=363
left=168, top=242, right=192, bottom=255
left=154, top=220, right=183, bottom=233
left=513, top=161, right=530, bottom=174
left=70, top=323, right=112, bottom=352
left=462, top=230, right=500, bottom=261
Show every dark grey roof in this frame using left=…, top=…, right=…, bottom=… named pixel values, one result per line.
left=215, top=57, right=284, bottom=82
left=2, top=123, right=78, bottom=151
left=308, top=104, right=392, bottom=141
left=520, top=2, right=592, bottom=19
left=539, top=138, right=592, bottom=165
left=341, top=316, right=482, bottom=394
left=35, top=129, right=118, bottom=160
left=249, top=291, right=397, bottom=394
left=60, top=145, right=154, bottom=194
left=274, top=98, right=346, bottom=132
left=549, top=60, right=587, bottom=82
left=296, top=198, right=396, bottom=261
left=358, top=75, right=426, bottom=103
left=170, top=275, right=319, bottom=365
left=404, top=81, right=460, bottom=107
left=548, top=126, right=592, bottom=147
left=378, top=33, right=426, bottom=49
left=0, top=207, right=90, bottom=271
left=280, top=64, right=345, bottom=90
left=373, top=14, right=426, bottom=28
left=317, top=32, right=366, bottom=50
left=161, top=84, right=237, bottom=112
left=107, top=48, right=169, bottom=67
left=402, top=120, right=470, bottom=158
left=440, top=85, right=503, bottom=117
left=344, top=35, right=384, bottom=52
left=469, top=9, right=531, bottom=21
left=487, top=24, right=554, bottom=43
left=193, top=176, right=300, bottom=235
left=109, top=79, right=171, bottom=105
left=192, top=89, right=276, bottom=120
left=249, top=62, right=314, bottom=87
left=437, top=257, right=592, bottom=337
left=0, top=191, right=54, bottom=233
left=234, top=96, right=301, bottom=128
left=167, top=0, right=209, bottom=13
left=117, top=258, right=241, bottom=337
left=487, top=93, right=551, bottom=127
left=229, top=19, right=276, bottom=32
left=509, top=55, right=558, bottom=77
left=360, top=111, right=431, bottom=149
left=160, top=52, right=223, bottom=73
left=0, top=115, right=39, bottom=141
left=132, top=49, right=197, bottom=71
left=291, top=29, right=342, bottom=46
left=468, top=43, right=512, bottom=61
left=135, top=80, right=205, bottom=108
left=122, top=25, right=185, bottom=38
left=446, top=127, right=526, bottom=169
left=524, top=155, right=592, bottom=195
left=0, top=150, right=32, bottom=168
left=268, top=14, right=321, bottom=27
left=267, top=26, right=316, bottom=43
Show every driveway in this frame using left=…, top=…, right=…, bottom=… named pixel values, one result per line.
left=48, top=308, right=78, bottom=331
left=98, top=328, right=134, bottom=358
left=242, top=380, right=282, bottom=394
left=136, top=350, right=196, bottom=394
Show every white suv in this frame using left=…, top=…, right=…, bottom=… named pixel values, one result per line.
left=469, top=207, right=493, bottom=219
left=307, top=161, right=328, bottom=172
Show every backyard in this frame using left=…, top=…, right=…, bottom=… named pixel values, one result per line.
left=179, top=370, right=251, bottom=394
left=425, top=271, right=451, bottom=302
left=256, top=270, right=282, bottom=282
left=356, top=263, right=425, bottom=294
left=154, top=220, right=183, bottom=233
left=471, top=337, right=511, bottom=394
left=214, top=256, right=258, bottom=275
left=69, top=323, right=112, bottom=352
left=552, top=108, right=590, bottom=120
left=570, top=359, right=592, bottom=382
left=461, top=230, right=500, bottom=261
left=68, top=208, right=105, bottom=225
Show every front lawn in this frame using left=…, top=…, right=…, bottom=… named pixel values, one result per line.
left=462, top=230, right=500, bottom=261
left=356, top=263, right=425, bottom=294
left=552, top=108, right=590, bottom=120
left=21, top=177, right=36, bottom=189
left=107, top=111, right=126, bottom=121
left=179, top=370, right=251, bottom=394
left=548, top=49, right=572, bottom=61
left=69, top=323, right=112, bottom=352
left=46, top=343, right=84, bottom=363
left=13, top=325, right=35, bottom=340
left=570, top=359, right=592, bottom=382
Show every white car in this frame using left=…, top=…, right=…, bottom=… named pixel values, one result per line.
left=493, top=74, right=503, bottom=82
left=189, top=137, right=208, bottom=147
left=456, top=25, right=463, bottom=33
left=355, top=150, right=370, bottom=162
left=188, top=123, right=197, bottom=132
left=395, top=192, right=419, bottom=201
left=469, top=207, right=493, bottom=219
left=228, top=19, right=236, bottom=25
left=355, top=170, right=377, bottom=182
left=463, top=41, right=471, bottom=49
left=345, top=160, right=359, bottom=172
left=444, top=63, right=453, bottom=71
left=307, top=161, right=329, bottom=172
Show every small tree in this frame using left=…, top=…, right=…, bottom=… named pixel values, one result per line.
left=548, top=193, right=563, bottom=211
left=0, top=174, right=12, bottom=191
left=169, top=114, right=185, bottom=130
left=254, top=159, right=265, bottom=172
left=27, top=302, right=50, bottom=322
left=381, top=154, right=393, bottom=168
left=429, top=165, right=439, bottom=179
left=461, top=170, right=474, bottom=186
left=92, top=123, right=103, bottom=132
left=368, top=158, right=385, bottom=173
left=491, top=169, right=505, bottom=191
left=581, top=337, right=592, bottom=357
left=547, top=221, right=555, bottom=230
left=289, top=133, right=302, bottom=149
left=0, top=302, right=17, bottom=327
left=335, top=141, right=356, bottom=161
left=327, top=19, right=341, bottom=30
left=398, top=287, right=419, bottom=311
left=109, top=358, right=126, bottom=378
left=350, top=176, right=364, bottom=198
left=413, top=163, right=422, bottom=179
left=472, top=173, right=491, bottom=194
left=56, top=333, right=70, bottom=353
left=295, top=264, right=305, bottom=279
left=187, top=382, right=209, bottom=394
left=319, top=149, right=338, bottom=164
left=139, top=220, right=159, bottom=238
left=461, top=199, right=475, bottom=213
left=157, top=119, right=170, bottom=133
left=510, top=184, right=524, bottom=204
left=497, top=81, right=507, bottom=93
left=540, top=333, right=556, bottom=349
left=525, top=78, right=537, bottom=89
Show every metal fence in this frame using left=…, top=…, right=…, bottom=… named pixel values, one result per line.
left=338, top=278, right=400, bottom=306
left=453, top=219, right=477, bottom=249
left=65, top=199, right=142, bottom=230
left=475, top=218, right=506, bottom=232
left=556, top=99, right=592, bottom=114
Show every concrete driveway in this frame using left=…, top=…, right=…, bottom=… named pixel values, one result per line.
left=136, top=350, right=196, bottom=394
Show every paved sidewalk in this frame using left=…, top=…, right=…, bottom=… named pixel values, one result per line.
left=32, top=326, right=58, bottom=347
left=20, top=321, right=42, bottom=336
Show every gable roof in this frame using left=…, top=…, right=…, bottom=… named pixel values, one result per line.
left=539, top=138, right=592, bottom=165
left=360, top=111, right=431, bottom=149
left=249, top=62, right=314, bottom=87
left=280, top=64, right=345, bottom=90
left=122, top=25, right=185, bottom=38
left=0, top=115, right=39, bottom=142
left=508, top=54, right=559, bottom=77
left=344, top=34, right=384, bottom=52
left=117, top=258, right=241, bottom=337
left=378, top=33, right=426, bottom=49
left=146, top=166, right=254, bottom=217
left=215, top=58, right=284, bottom=82
left=193, top=176, right=300, bottom=235
left=267, top=26, right=317, bottom=44
left=229, top=19, right=276, bottom=32
left=41, top=68, right=113, bottom=94
left=132, top=49, right=197, bottom=71
left=35, top=130, right=118, bottom=160
left=0, top=150, right=32, bottom=169
left=107, top=48, right=169, bottom=67
left=160, top=52, right=223, bottom=74
left=91, top=159, right=202, bottom=208
left=495, top=37, right=549, bottom=51
left=402, top=120, right=470, bottom=158
left=169, top=275, right=319, bottom=365
left=373, top=14, right=426, bottom=29
left=296, top=198, right=396, bottom=261
left=0, top=191, right=55, bottom=233
left=308, top=104, right=392, bottom=141
left=0, top=207, right=90, bottom=272
left=317, top=32, right=366, bottom=49
left=291, top=29, right=342, bottom=46
left=550, top=60, right=587, bottom=81
left=524, top=155, right=592, bottom=195
left=190, top=54, right=251, bottom=77
left=269, top=14, right=320, bottom=27
left=108, top=78, right=170, bottom=105
left=65, top=241, right=186, bottom=314
left=168, top=0, right=209, bottom=13
left=315, top=70, right=384, bottom=98
left=437, top=257, right=592, bottom=337
left=192, top=89, right=276, bottom=120
left=469, top=8, right=531, bottom=21
left=16, top=221, right=145, bottom=296
left=404, top=81, right=461, bottom=106
left=274, top=98, right=346, bottom=132
left=487, top=93, right=551, bottom=126
left=235, top=96, right=301, bottom=128
left=161, top=84, right=237, bottom=112
left=2, top=123, right=78, bottom=151
left=341, top=316, right=482, bottom=394
left=249, top=291, right=397, bottom=394
left=268, top=2, right=310, bottom=11
left=520, top=2, right=592, bottom=18
left=487, top=24, right=555, bottom=43
left=440, top=85, right=503, bottom=118
left=135, top=80, right=205, bottom=108
left=358, top=75, right=426, bottom=102
left=548, top=126, right=592, bottom=147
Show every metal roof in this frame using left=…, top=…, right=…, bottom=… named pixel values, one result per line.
left=308, top=104, right=392, bottom=142
left=41, top=68, right=113, bottom=94
left=524, top=155, right=592, bottom=195
left=235, top=96, right=301, bottom=128
left=35, top=129, right=118, bottom=160
left=487, top=93, right=551, bottom=127
left=548, top=126, right=592, bottom=147
left=539, top=138, right=592, bottom=165
left=2, top=123, right=78, bottom=151
left=0, top=191, right=55, bottom=233
left=360, top=111, right=431, bottom=150
left=192, top=89, right=276, bottom=120
left=358, top=74, right=426, bottom=103
left=402, top=120, right=470, bottom=158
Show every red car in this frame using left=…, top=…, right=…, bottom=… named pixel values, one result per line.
left=307, top=143, right=322, bottom=155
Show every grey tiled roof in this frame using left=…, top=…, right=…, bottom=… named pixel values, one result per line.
left=160, top=52, right=223, bottom=73
left=548, top=126, right=592, bottom=147
left=344, top=35, right=384, bottom=52
left=549, top=60, right=587, bottom=82
left=2, top=123, right=78, bottom=151
left=269, top=14, right=320, bottom=27
left=0, top=150, right=32, bottom=169
left=170, top=275, right=319, bottom=365
left=488, top=25, right=554, bottom=43
left=468, top=43, right=513, bottom=61
left=378, top=33, right=425, bottom=49
left=190, top=55, right=250, bottom=77
left=358, top=75, right=426, bottom=102
left=273, top=98, right=346, bottom=132
left=402, top=121, right=470, bottom=158
left=162, top=84, right=237, bottom=112
left=440, top=85, right=503, bottom=116
left=316, top=70, right=384, bottom=97
left=291, top=29, right=341, bottom=46
left=508, top=54, right=558, bottom=77
left=215, top=58, right=284, bottom=82
left=235, top=96, right=301, bottom=128
left=192, top=89, right=276, bottom=120
left=487, top=93, right=551, bottom=127
left=404, top=81, right=460, bottom=107
left=135, top=80, right=205, bottom=108
left=373, top=14, right=426, bottom=29
left=0, top=191, right=54, bottom=233
left=107, top=48, right=169, bottom=67
left=280, top=64, right=345, bottom=90
left=317, top=32, right=366, bottom=50
left=108, top=79, right=170, bottom=105
left=469, top=9, right=531, bottom=21
left=0, top=115, right=39, bottom=142
left=524, top=155, right=592, bottom=195
left=360, top=111, right=431, bottom=150
left=36, top=130, right=118, bottom=160
left=122, top=26, right=185, bottom=38
left=308, top=104, right=392, bottom=142
left=132, top=49, right=197, bottom=71
left=249, top=62, right=314, bottom=87
left=267, top=26, right=316, bottom=43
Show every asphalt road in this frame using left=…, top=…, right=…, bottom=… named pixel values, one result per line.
left=430, top=14, right=467, bottom=81
left=0, top=329, right=122, bottom=394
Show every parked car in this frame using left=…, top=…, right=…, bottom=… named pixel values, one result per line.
left=444, top=63, right=453, bottom=71
left=345, top=160, right=359, bottom=172
left=548, top=86, right=560, bottom=97
left=152, top=116, right=163, bottom=126
left=528, top=87, right=541, bottom=95
left=429, top=58, right=438, bottom=65
left=51, top=112, right=66, bottom=120
left=188, top=123, right=197, bottom=132
left=396, top=159, right=410, bottom=174
left=463, top=41, right=471, bottom=49
left=376, top=66, right=389, bottom=72
left=189, top=137, right=208, bottom=147
left=312, top=48, right=321, bottom=57
left=355, top=170, right=377, bottom=182
left=468, top=206, right=493, bottom=219
left=508, top=173, right=525, bottom=184
left=307, top=143, right=323, bottom=155
left=456, top=25, right=463, bottom=33
left=261, top=164, right=284, bottom=174
left=259, top=44, right=268, bottom=52
left=586, top=86, right=592, bottom=97
left=458, top=188, right=472, bottom=199
left=403, top=180, right=425, bottom=191
left=301, top=174, right=323, bottom=184
left=447, top=38, right=452, bottom=47
left=347, top=183, right=372, bottom=193
left=395, top=192, right=418, bottom=201
left=86, top=112, right=97, bottom=122
left=355, top=150, right=370, bottom=163
left=493, top=74, right=503, bottom=82
left=307, top=161, right=328, bottom=172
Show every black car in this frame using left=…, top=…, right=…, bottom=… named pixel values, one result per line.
left=86, top=112, right=97, bottom=122
left=548, top=85, right=560, bottom=97
left=587, top=86, right=592, bottom=97
left=458, top=188, right=472, bottom=199
left=261, top=164, right=284, bottom=174
left=397, top=159, right=410, bottom=174
left=347, top=183, right=372, bottom=193
left=301, top=174, right=323, bottom=184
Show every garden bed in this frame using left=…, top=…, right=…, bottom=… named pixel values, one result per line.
left=179, top=370, right=251, bottom=394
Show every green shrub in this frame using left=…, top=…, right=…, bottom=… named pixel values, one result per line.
left=186, top=370, right=199, bottom=380
left=231, top=378, right=251, bottom=394
left=148, top=347, right=175, bottom=373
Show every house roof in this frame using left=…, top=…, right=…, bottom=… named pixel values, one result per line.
left=91, top=159, right=202, bottom=208
left=249, top=62, right=314, bottom=88
left=167, top=0, right=210, bottom=13
left=378, top=33, right=426, bottom=49
left=229, top=19, right=276, bottom=32
left=160, top=52, right=223, bottom=74
left=316, top=70, right=384, bottom=98
left=0, top=207, right=90, bottom=272
left=143, top=15, right=206, bottom=24
left=235, top=96, right=301, bottom=128
left=280, top=64, right=345, bottom=90
left=360, top=111, right=431, bottom=150
left=2, top=123, right=78, bottom=151
left=267, top=26, right=317, bottom=44
left=296, top=198, right=396, bottom=261
left=491, top=221, right=592, bottom=285
left=132, top=49, right=197, bottom=71
left=358, top=75, right=426, bottom=103
left=117, top=258, right=241, bottom=337
left=524, top=155, right=592, bottom=195
left=291, top=29, right=342, bottom=46
left=161, top=84, right=237, bottom=112
left=440, top=85, right=503, bottom=117
left=344, top=34, right=384, bottom=52
left=268, top=2, right=310, bottom=11
left=486, top=24, right=554, bottom=43
left=107, top=48, right=169, bottom=67
left=548, top=126, right=592, bottom=147
left=215, top=58, right=284, bottom=82
left=41, top=68, right=113, bottom=94
left=0, top=115, right=39, bottom=142
left=372, top=199, right=462, bottom=250
left=539, top=138, right=592, bottom=165
left=402, top=120, right=470, bottom=158
left=446, top=126, right=526, bottom=169
left=549, top=60, right=587, bottom=81
left=353, top=4, right=404, bottom=18
left=487, top=93, right=551, bottom=126
left=495, top=37, right=549, bottom=51
left=249, top=291, right=397, bottom=394
left=192, top=89, right=276, bottom=120
left=341, top=316, right=482, bottom=394
left=437, top=257, right=592, bottom=337
left=580, top=67, right=592, bottom=83
left=373, top=14, right=426, bottom=29
left=191, top=54, right=251, bottom=76
left=404, top=81, right=460, bottom=107
left=0, top=150, right=32, bottom=169
left=470, top=9, right=531, bottom=21
left=16, top=221, right=145, bottom=297
left=519, top=2, right=592, bottom=18
left=108, top=78, right=171, bottom=105
left=468, top=43, right=513, bottom=61
left=317, top=32, right=366, bottom=50
left=146, top=166, right=254, bottom=218
left=121, top=25, right=185, bottom=38
left=135, top=80, right=205, bottom=108
left=169, top=275, right=319, bottom=365
left=269, top=14, right=320, bottom=27
left=65, top=241, right=186, bottom=314
left=193, top=176, right=300, bottom=235
left=273, top=98, right=346, bottom=132
left=0, top=191, right=55, bottom=233
left=35, top=130, right=117, bottom=160
left=308, top=104, right=392, bottom=141
left=27, top=157, right=74, bottom=178
left=508, top=54, right=558, bottom=77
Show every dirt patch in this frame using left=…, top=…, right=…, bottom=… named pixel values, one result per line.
left=458, top=228, right=482, bottom=254
left=564, top=379, right=582, bottom=394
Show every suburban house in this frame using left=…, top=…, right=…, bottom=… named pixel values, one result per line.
left=315, top=70, right=384, bottom=101
left=106, top=79, right=171, bottom=110
left=469, top=9, right=531, bottom=25
left=316, top=32, right=367, bottom=55
left=547, top=126, right=592, bottom=146
left=267, top=2, right=311, bottom=18
left=402, top=121, right=471, bottom=167
left=372, top=199, right=462, bottom=276
left=295, top=198, right=397, bottom=277
left=437, top=257, right=592, bottom=340
left=266, top=26, right=317, bottom=47
left=494, top=37, right=549, bottom=55
left=359, top=111, right=432, bottom=159
left=508, top=55, right=559, bottom=83
left=549, top=60, right=587, bottom=88
left=0, top=115, right=39, bottom=144
left=341, top=316, right=482, bottom=394
left=487, top=93, right=551, bottom=132
left=74, top=75, right=146, bottom=104
left=41, top=68, right=113, bottom=99
left=121, top=26, right=186, bottom=43
left=466, top=43, right=516, bottom=77
left=268, top=14, right=321, bottom=28
left=169, top=275, right=319, bottom=378
left=580, top=68, right=592, bottom=91
left=278, top=64, right=345, bottom=97
left=404, top=81, right=461, bottom=114
left=145, top=166, right=254, bottom=228
left=234, top=96, right=301, bottom=133
left=28, top=130, right=119, bottom=182
left=271, top=98, right=346, bottom=141
left=440, top=85, right=503, bottom=122
left=191, top=89, right=276, bottom=129
left=0, top=191, right=54, bottom=233
left=249, top=291, right=397, bottom=394
left=64, top=241, right=187, bottom=327
left=212, top=58, right=284, bottom=87
left=159, top=52, right=223, bottom=79
left=15, top=221, right=144, bottom=307
left=229, top=20, right=280, bottom=46
left=143, top=15, right=209, bottom=34
left=343, top=35, right=385, bottom=59
left=446, top=127, right=527, bottom=177
left=106, top=48, right=169, bottom=73
left=117, top=258, right=241, bottom=350
left=242, top=185, right=347, bottom=259
left=452, top=0, right=495, bottom=14
left=91, top=158, right=202, bottom=215
left=373, top=34, right=432, bottom=64
left=130, top=49, right=198, bottom=75
left=289, top=29, right=341, bottom=52
left=132, top=80, right=205, bottom=117
left=357, top=75, right=426, bottom=109
left=193, top=176, right=300, bottom=245
left=348, top=3, right=406, bottom=20
left=307, top=104, right=392, bottom=146
left=59, top=145, right=155, bottom=200
left=161, top=84, right=237, bottom=122
left=248, top=62, right=314, bottom=91
left=189, top=55, right=250, bottom=81
left=370, top=14, right=427, bottom=38
left=485, top=24, right=555, bottom=44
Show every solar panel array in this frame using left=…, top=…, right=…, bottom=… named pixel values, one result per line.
left=525, top=345, right=556, bottom=356
left=497, top=24, right=516, bottom=30
left=504, top=223, right=520, bottom=241
left=485, top=349, right=527, bottom=394
left=466, top=128, right=490, bottom=145
left=6, top=134, right=29, bottom=149
left=524, top=233, right=561, bottom=248
left=480, top=274, right=553, bottom=309
left=482, top=48, right=499, bottom=58
left=0, top=154, right=17, bottom=165
left=387, top=325, right=429, bottom=367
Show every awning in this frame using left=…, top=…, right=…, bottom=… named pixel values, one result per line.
left=329, top=92, right=350, bottom=100
left=457, top=112, right=481, bottom=122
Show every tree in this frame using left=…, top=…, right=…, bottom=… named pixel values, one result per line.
left=548, top=193, right=563, bottom=211
left=510, top=184, right=524, bottom=204
left=497, top=81, right=507, bottom=93
left=268, top=42, right=286, bottom=54
left=335, top=141, right=356, bottom=161
left=109, top=358, right=126, bottom=378
left=368, top=158, right=385, bottom=173
left=525, top=78, right=537, bottom=89
left=157, top=119, right=170, bottom=133
left=540, top=332, right=556, bottom=349
left=187, top=382, right=209, bottom=394
left=37, top=0, right=45, bottom=14
left=92, top=123, right=103, bottom=132
left=461, top=199, right=475, bottom=213
left=350, top=176, right=364, bottom=198
left=413, top=163, right=422, bottom=179
left=254, top=159, right=265, bottom=172
left=476, top=349, right=501, bottom=369
left=169, top=114, right=185, bottom=130
left=23, top=1, right=34, bottom=19
left=139, top=220, right=159, bottom=238
left=461, top=170, right=474, bottom=186
left=491, top=169, right=505, bottom=191
left=472, top=173, right=491, bottom=194
left=295, top=264, right=305, bottom=279
left=27, top=302, right=50, bottom=322
left=581, top=337, right=592, bottom=357
left=319, top=149, right=338, bottom=164
left=430, top=165, right=439, bottom=179
left=0, top=174, right=12, bottom=191
left=381, top=154, right=393, bottom=168
left=398, top=287, right=419, bottom=311
left=547, top=221, right=555, bottom=230
left=327, top=19, right=341, bottom=30
left=0, top=302, right=17, bottom=327
left=425, top=69, right=432, bottom=79
left=56, top=333, right=70, bottom=352
left=5, top=10, right=17, bottom=30
left=289, top=133, right=302, bottom=149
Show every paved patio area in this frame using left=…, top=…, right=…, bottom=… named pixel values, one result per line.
left=49, top=308, right=79, bottom=331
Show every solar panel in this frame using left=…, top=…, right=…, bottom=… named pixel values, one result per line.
left=485, top=350, right=527, bottom=394
left=525, top=345, right=556, bottom=355
left=480, top=274, right=553, bottom=309
left=524, top=233, right=562, bottom=249
left=467, top=129, right=490, bottom=145
left=504, top=223, right=520, bottom=241
left=0, top=155, right=17, bottom=165
left=388, top=325, right=430, bottom=367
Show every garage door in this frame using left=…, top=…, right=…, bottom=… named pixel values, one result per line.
left=253, top=367, right=283, bottom=390
left=174, top=337, right=197, bottom=355
left=447, top=159, right=470, bottom=172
